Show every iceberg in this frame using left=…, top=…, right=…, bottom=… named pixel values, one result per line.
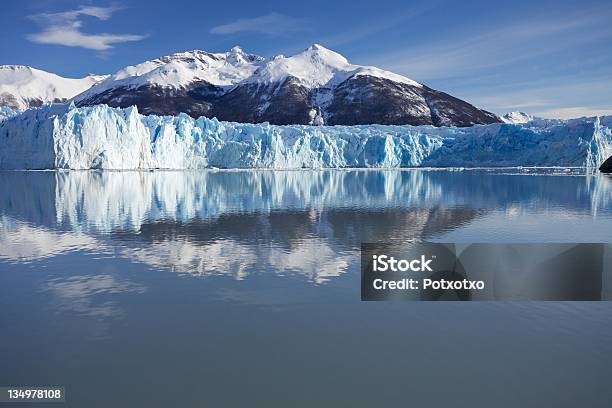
left=0, top=103, right=610, bottom=170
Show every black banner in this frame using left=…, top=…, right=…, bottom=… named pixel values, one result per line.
left=361, top=243, right=612, bottom=301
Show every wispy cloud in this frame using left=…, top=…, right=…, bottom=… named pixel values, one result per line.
left=375, top=9, right=612, bottom=82
left=26, top=5, right=146, bottom=50
left=210, top=12, right=307, bottom=36
left=455, top=75, right=612, bottom=118
left=359, top=6, right=612, bottom=119
left=535, top=107, right=612, bottom=119
left=317, top=3, right=436, bottom=49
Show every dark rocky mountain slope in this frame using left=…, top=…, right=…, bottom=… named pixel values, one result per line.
left=73, top=45, right=500, bottom=127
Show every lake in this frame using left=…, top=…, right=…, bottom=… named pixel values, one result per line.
left=1, top=169, right=611, bottom=407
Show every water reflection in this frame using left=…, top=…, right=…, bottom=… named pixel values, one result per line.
left=2, top=170, right=612, bottom=407
left=1, top=170, right=610, bottom=229
left=44, top=274, right=146, bottom=318
left=0, top=170, right=611, bottom=282
left=0, top=218, right=105, bottom=263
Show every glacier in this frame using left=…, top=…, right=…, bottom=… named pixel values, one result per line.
left=0, top=106, right=16, bottom=121
left=0, top=103, right=610, bottom=170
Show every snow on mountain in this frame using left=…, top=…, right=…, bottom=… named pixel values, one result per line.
left=0, top=65, right=106, bottom=111
left=248, top=44, right=421, bottom=89
left=76, top=44, right=420, bottom=96
left=72, top=44, right=499, bottom=127
left=0, top=104, right=609, bottom=170
left=501, top=111, right=534, bottom=124
left=75, top=47, right=264, bottom=100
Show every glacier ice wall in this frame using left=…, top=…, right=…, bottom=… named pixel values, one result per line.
left=0, top=106, right=16, bottom=122
left=425, top=116, right=612, bottom=168
left=0, top=103, right=610, bottom=170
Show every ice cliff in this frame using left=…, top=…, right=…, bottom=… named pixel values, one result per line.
left=0, top=104, right=610, bottom=170
left=0, top=106, right=16, bottom=121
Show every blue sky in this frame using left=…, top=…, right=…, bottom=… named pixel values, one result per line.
left=1, top=0, right=611, bottom=118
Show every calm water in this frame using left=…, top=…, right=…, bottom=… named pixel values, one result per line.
left=1, top=169, right=612, bottom=407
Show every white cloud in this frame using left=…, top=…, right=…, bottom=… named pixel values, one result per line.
left=534, top=107, right=612, bottom=120
left=455, top=76, right=612, bottom=118
left=210, top=12, right=306, bottom=36
left=27, top=5, right=146, bottom=50
left=317, top=6, right=432, bottom=48
left=374, top=10, right=612, bottom=82
left=359, top=7, right=612, bottom=119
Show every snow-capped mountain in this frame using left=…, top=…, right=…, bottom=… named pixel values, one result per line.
left=74, top=44, right=500, bottom=127
left=501, top=111, right=534, bottom=124
left=245, top=44, right=421, bottom=88
left=0, top=65, right=106, bottom=111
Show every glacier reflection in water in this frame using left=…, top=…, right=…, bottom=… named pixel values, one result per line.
left=1, top=170, right=612, bottom=407
left=0, top=170, right=611, bottom=282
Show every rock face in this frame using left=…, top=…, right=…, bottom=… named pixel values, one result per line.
left=600, top=156, right=612, bottom=173
left=73, top=45, right=500, bottom=127
left=325, top=76, right=499, bottom=127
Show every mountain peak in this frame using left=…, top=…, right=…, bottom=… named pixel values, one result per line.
left=247, top=44, right=351, bottom=88
left=501, top=111, right=534, bottom=124
left=227, top=46, right=249, bottom=65
left=301, top=44, right=348, bottom=64
left=4, top=46, right=499, bottom=127
left=1, top=65, right=32, bottom=71
left=0, top=65, right=103, bottom=111
left=248, top=44, right=422, bottom=90
left=306, top=43, right=326, bottom=51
